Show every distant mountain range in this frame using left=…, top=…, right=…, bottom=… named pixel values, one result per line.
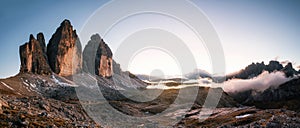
left=138, top=60, right=300, bottom=82
left=227, top=60, right=299, bottom=79
left=137, top=60, right=300, bottom=113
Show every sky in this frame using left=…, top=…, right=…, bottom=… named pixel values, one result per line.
left=0, top=0, right=299, bottom=78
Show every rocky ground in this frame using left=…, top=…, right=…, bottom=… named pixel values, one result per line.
left=0, top=95, right=99, bottom=127
left=1, top=92, right=299, bottom=127
left=1, top=72, right=300, bottom=127
left=177, top=107, right=300, bottom=128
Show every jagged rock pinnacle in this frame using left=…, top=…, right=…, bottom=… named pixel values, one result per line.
left=47, top=19, right=82, bottom=76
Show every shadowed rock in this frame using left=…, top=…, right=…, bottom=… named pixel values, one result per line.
left=113, top=59, right=121, bottom=75
left=37, top=33, right=46, bottom=53
left=267, top=60, right=283, bottom=71
left=82, top=34, right=101, bottom=75
left=282, top=62, right=297, bottom=77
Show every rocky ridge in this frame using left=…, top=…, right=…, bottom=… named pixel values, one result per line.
left=227, top=60, right=299, bottom=79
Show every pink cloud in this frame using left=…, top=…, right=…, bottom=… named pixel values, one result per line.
left=223, top=71, right=293, bottom=92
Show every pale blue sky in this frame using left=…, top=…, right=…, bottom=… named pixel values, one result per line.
left=0, top=0, right=299, bottom=78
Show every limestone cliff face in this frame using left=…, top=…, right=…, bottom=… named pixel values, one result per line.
left=47, top=20, right=82, bottom=76
left=83, top=34, right=114, bottom=78
left=19, top=33, right=52, bottom=75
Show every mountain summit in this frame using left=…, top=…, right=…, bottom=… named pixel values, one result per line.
left=47, top=19, right=82, bottom=76
left=83, top=34, right=114, bottom=77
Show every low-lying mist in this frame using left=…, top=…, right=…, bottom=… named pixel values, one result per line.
left=223, top=71, right=294, bottom=92
left=144, top=70, right=297, bottom=93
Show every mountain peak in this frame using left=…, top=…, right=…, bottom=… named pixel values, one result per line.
left=37, top=32, right=46, bottom=53
left=47, top=20, right=82, bottom=76
left=83, top=34, right=114, bottom=77
left=91, top=33, right=101, bottom=41
left=29, top=34, right=35, bottom=41
left=282, top=62, right=297, bottom=77
left=60, top=19, right=72, bottom=27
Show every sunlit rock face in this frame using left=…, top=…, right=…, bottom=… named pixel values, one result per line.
left=96, top=55, right=113, bottom=77
left=47, top=20, right=82, bottom=76
left=95, top=36, right=113, bottom=77
left=19, top=33, right=52, bottom=75
left=83, top=34, right=114, bottom=78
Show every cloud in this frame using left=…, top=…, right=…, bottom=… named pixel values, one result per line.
left=223, top=71, right=293, bottom=92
